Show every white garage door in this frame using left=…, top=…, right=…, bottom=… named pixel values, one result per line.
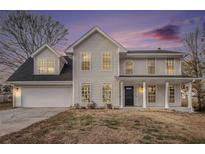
left=21, top=86, right=72, bottom=107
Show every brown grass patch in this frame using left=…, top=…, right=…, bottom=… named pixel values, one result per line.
left=0, top=109, right=205, bottom=144
left=0, top=102, right=13, bottom=111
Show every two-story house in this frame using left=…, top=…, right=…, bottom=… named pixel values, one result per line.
left=7, top=26, right=197, bottom=110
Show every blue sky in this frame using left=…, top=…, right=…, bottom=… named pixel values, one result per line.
left=28, top=10, right=205, bottom=51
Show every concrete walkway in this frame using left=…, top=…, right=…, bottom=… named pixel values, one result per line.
left=0, top=108, right=67, bottom=137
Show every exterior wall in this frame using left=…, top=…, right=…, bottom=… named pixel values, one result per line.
left=34, top=47, right=60, bottom=75
left=122, top=83, right=181, bottom=107
left=120, top=58, right=181, bottom=75
left=73, top=31, right=119, bottom=107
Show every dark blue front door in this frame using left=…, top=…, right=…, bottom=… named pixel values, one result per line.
left=125, top=86, right=134, bottom=106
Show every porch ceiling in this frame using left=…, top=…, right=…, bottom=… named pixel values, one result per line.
left=116, top=75, right=201, bottom=84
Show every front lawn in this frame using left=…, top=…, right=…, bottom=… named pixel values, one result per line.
left=0, top=109, right=205, bottom=144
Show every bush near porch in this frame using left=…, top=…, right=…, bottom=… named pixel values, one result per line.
left=0, top=109, right=205, bottom=144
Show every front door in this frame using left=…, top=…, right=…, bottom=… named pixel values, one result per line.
left=125, top=86, right=134, bottom=106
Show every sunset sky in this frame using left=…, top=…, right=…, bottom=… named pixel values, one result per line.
left=29, top=10, right=205, bottom=51
left=1, top=10, right=205, bottom=51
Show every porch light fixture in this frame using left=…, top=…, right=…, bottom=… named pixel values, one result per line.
left=139, top=86, right=144, bottom=94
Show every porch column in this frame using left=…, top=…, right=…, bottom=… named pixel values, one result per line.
left=165, top=82, right=169, bottom=109
left=143, top=82, right=147, bottom=108
left=120, top=82, right=124, bottom=108
left=188, top=82, right=193, bottom=111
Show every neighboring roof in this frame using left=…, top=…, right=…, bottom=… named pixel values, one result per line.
left=65, top=26, right=126, bottom=53
left=7, top=56, right=72, bottom=82
left=127, top=50, right=184, bottom=54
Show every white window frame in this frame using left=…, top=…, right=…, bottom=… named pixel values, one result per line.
left=125, top=60, right=134, bottom=75
left=146, top=58, right=156, bottom=75
left=37, top=58, right=56, bottom=74
left=101, top=52, right=112, bottom=71
left=147, top=85, right=157, bottom=103
left=80, top=52, right=91, bottom=71
left=80, top=82, right=91, bottom=103
left=102, top=83, right=112, bottom=104
left=166, top=58, right=175, bottom=75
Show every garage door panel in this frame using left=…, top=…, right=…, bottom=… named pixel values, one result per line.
left=22, top=87, right=72, bottom=107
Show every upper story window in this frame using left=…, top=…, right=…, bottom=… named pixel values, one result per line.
left=37, top=58, right=55, bottom=74
left=167, top=58, right=174, bottom=75
left=81, top=83, right=91, bottom=102
left=81, top=52, right=91, bottom=71
left=147, top=58, right=155, bottom=75
left=125, top=60, right=134, bottom=74
left=102, top=52, right=112, bottom=71
left=102, top=83, right=112, bottom=103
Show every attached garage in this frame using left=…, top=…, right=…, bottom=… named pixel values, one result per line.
left=20, top=86, right=72, bottom=107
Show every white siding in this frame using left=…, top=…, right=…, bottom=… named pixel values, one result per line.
left=120, top=58, right=182, bottom=75
left=73, top=31, right=119, bottom=107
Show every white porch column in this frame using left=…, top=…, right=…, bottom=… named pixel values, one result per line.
left=165, top=82, right=169, bottom=109
left=120, top=82, right=124, bottom=108
left=188, top=82, right=193, bottom=111
left=143, top=82, right=147, bottom=108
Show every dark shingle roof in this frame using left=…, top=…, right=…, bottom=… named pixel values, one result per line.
left=119, top=75, right=194, bottom=78
left=127, top=50, right=184, bottom=54
left=7, top=56, right=72, bottom=82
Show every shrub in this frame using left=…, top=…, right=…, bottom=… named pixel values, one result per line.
left=73, top=103, right=80, bottom=109
left=87, top=101, right=96, bottom=109
left=106, top=103, right=112, bottom=109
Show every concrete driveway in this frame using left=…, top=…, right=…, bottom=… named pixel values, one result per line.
left=0, top=108, right=67, bottom=137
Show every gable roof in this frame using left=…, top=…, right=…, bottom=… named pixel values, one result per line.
left=7, top=56, right=72, bottom=82
left=127, top=49, right=185, bottom=54
left=31, top=44, right=67, bottom=64
left=65, top=26, right=126, bottom=53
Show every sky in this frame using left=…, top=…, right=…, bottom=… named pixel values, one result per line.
left=1, top=10, right=205, bottom=83
left=1, top=10, right=205, bottom=51
left=28, top=10, right=205, bottom=51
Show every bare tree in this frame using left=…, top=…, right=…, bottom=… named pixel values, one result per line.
left=183, top=28, right=205, bottom=111
left=0, top=11, right=68, bottom=75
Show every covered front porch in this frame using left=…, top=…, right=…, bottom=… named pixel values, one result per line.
left=117, top=76, right=196, bottom=111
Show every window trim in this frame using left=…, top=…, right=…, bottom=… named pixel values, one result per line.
left=37, top=58, right=56, bottom=75
left=80, top=82, right=91, bottom=103
left=146, top=58, right=156, bottom=75
left=125, top=60, right=134, bottom=75
left=166, top=58, right=175, bottom=75
left=80, top=52, right=91, bottom=72
left=102, top=83, right=112, bottom=104
left=169, top=84, right=175, bottom=103
left=101, top=52, right=112, bottom=71
left=147, top=85, right=157, bottom=104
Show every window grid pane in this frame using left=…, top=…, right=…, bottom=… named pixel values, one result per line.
left=102, top=52, right=111, bottom=71
left=81, top=83, right=90, bottom=102
left=148, top=85, right=156, bottom=103
left=167, top=58, right=174, bottom=75
left=169, top=84, right=175, bottom=103
left=125, top=61, right=133, bottom=74
left=147, top=59, right=155, bottom=74
left=38, top=59, right=55, bottom=74
left=81, top=52, right=90, bottom=71
left=102, top=83, right=112, bottom=103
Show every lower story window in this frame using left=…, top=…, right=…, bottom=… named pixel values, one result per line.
left=102, top=83, right=112, bottom=103
left=169, top=84, right=175, bottom=103
left=148, top=85, right=156, bottom=103
left=81, top=83, right=91, bottom=102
